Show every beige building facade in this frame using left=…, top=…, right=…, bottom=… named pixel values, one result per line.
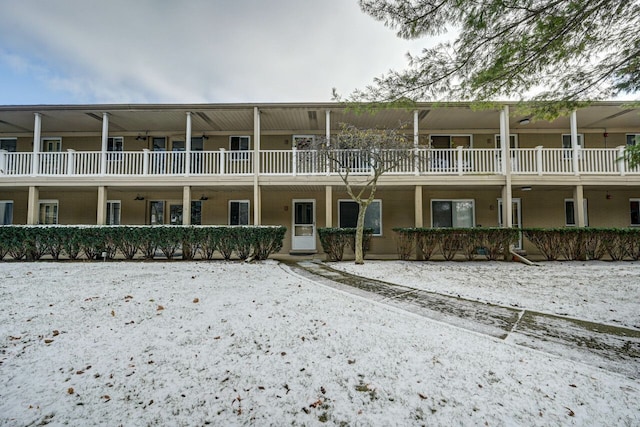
left=1, top=102, right=639, bottom=256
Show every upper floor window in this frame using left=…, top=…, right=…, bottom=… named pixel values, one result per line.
left=627, top=134, right=640, bottom=146
left=293, top=135, right=315, bottom=150
left=565, top=199, right=589, bottom=226
left=107, top=137, right=123, bottom=152
left=432, top=199, right=475, bottom=228
left=0, top=138, right=17, bottom=152
left=230, top=136, right=250, bottom=160
left=562, top=134, right=583, bottom=159
left=631, top=199, right=640, bottom=226
left=338, top=199, right=382, bottom=236
left=42, top=137, right=62, bottom=152
left=429, top=134, right=473, bottom=149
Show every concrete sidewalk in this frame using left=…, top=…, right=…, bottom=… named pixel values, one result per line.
left=283, top=260, right=640, bottom=380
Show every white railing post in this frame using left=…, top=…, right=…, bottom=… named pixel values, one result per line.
left=536, top=146, right=543, bottom=176
left=292, top=146, right=297, bottom=176
left=617, top=146, right=626, bottom=176
left=0, top=149, right=6, bottom=175
left=143, top=149, right=150, bottom=175
left=67, top=149, right=75, bottom=175
left=457, top=146, right=464, bottom=175
left=570, top=110, right=580, bottom=176
left=185, top=112, right=192, bottom=177
left=32, top=113, right=41, bottom=177
left=100, top=113, right=109, bottom=176
left=219, top=148, right=226, bottom=175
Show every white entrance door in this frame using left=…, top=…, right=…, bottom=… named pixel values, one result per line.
left=498, top=198, right=522, bottom=249
left=292, top=199, right=316, bottom=251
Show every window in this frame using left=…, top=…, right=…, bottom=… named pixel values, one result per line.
left=562, top=134, right=584, bottom=159
left=431, top=200, right=475, bottom=228
left=152, top=137, right=166, bottom=151
left=0, top=138, right=17, bottom=152
left=338, top=199, right=382, bottom=236
left=0, top=201, right=13, bottom=225
left=429, top=134, right=473, bottom=149
left=107, top=137, right=123, bottom=152
left=42, top=137, right=62, bottom=152
left=495, top=134, right=518, bottom=149
left=191, top=201, right=202, bottom=225
left=631, top=199, right=640, bottom=226
left=627, top=134, right=640, bottom=146
left=150, top=201, right=164, bottom=225
left=106, top=201, right=121, bottom=225
left=229, top=200, right=250, bottom=225
left=38, top=200, right=58, bottom=224
left=230, top=136, right=250, bottom=160
left=565, top=199, right=589, bottom=226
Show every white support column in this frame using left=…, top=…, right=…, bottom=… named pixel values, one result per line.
left=573, top=184, right=585, bottom=228
left=183, top=186, right=191, bottom=226
left=414, top=185, right=423, bottom=228
left=27, top=186, right=39, bottom=225
left=31, top=113, right=41, bottom=176
left=414, top=110, right=420, bottom=176
left=500, top=106, right=513, bottom=228
left=185, top=112, right=192, bottom=176
left=570, top=110, right=580, bottom=176
left=253, top=107, right=261, bottom=225
left=325, top=110, right=331, bottom=175
left=325, top=185, right=332, bottom=227
left=97, top=186, right=107, bottom=225
left=100, top=113, right=109, bottom=176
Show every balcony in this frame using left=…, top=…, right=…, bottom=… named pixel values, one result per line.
left=1, top=147, right=638, bottom=178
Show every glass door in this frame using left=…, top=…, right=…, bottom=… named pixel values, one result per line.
left=292, top=199, right=316, bottom=251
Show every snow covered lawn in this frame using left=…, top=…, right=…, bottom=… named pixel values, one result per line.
left=331, top=261, right=640, bottom=329
left=1, top=261, right=639, bottom=425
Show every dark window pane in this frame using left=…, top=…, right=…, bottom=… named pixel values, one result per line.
left=339, top=201, right=359, bottom=228
left=631, top=201, right=640, bottom=225
left=565, top=201, right=575, bottom=225
left=432, top=201, right=453, bottom=227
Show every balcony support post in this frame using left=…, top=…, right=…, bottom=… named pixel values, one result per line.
left=67, top=149, right=76, bottom=175
left=253, top=107, right=261, bottom=225
left=100, top=113, right=109, bottom=176
left=0, top=149, right=6, bottom=175
left=325, top=185, right=333, bottom=227
left=27, top=186, right=39, bottom=225
left=617, top=145, right=626, bottom=176
left=31, top=113, right=41, bottom=176
left=500, top=105, right=513, bottom=229
left=573, top=184, right=586, bottom=228
left=143, top=149, right=150, bottom=175
left=325, top=110, right=331, bottom=175
left=457, top=146, right=464, bottom=175
left=414, top=110, right=420, bottom=176
left=536, top=146, right=543, bottom=175
left=97, top=186, right=107, bottom=225
left=183, top=186, right=191, bottom=226
left=570, top=110, right=580, bottom=176
left=185, top=112, right=192, bottom=177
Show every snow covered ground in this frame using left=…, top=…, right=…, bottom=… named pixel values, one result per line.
left=1, top=261, right=639, bottom=426
left=331, top=260, right=640, bottom=330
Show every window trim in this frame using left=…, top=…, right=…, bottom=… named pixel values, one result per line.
left=337, top=199, right=383, bottom=236
left=229, top=200, right=250, bottom=226
left=41, top=137, right=62, bottom=152
left=626, top=134, right=640, bottom=147
left=431, top=199, right=476, bottom=228
left=564, top=198, right=589, bottom=226
left=107, top=137, right=124, bottom=152
left=630, top=199, right=640, bottom=226
left=149, top=200, right=165, bottom=225
left=494, top=134, right=518, bottom=149
left=38, top=199, right=59, bottom=225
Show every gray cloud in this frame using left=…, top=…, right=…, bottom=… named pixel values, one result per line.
left=0, top=0, right=426, bottom=103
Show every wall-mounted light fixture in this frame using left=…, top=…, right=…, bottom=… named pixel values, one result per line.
left=136, top=133, right=147, bottom=141
left=521, top=186, right=532, bottom=191
left=199, top=194, right=209, bottom=201
left=201, top=134, right=209, bottom=140
left=518, top=118, right=531, bottom=125
left=134, top=194, right=145, bottom=201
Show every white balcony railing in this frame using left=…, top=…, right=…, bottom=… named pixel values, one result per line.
left=1, top=147, right=637, bottom=178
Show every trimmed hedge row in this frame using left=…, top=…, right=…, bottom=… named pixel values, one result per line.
left=318, top=228, right=373, bottom=261
left=0, top=225, right=287, bottom=261
left=393, top=228, right=520, bottom=261
left=523, top=228, right=640, bottom=261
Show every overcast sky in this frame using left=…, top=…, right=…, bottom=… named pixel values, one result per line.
left=0, top=0, right=428, bottom=105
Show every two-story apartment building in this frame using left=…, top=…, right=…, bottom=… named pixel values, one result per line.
left=0, top=102, right=638, bottom=256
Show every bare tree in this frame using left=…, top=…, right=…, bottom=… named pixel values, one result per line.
left=315, top=123, right=415, bottom=264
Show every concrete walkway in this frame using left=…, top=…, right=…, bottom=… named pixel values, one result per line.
left=284, top=260, right=640, bottom=380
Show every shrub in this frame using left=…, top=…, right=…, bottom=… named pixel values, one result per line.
left=318, top=228, right=373, bottom=262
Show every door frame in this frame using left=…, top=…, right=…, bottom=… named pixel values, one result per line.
left=291, top=199, right=316, bottom=251
left=498, top=198, right=522, bottom=249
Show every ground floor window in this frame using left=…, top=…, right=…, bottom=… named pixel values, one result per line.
left=229, top=200, right=249, bottom=225
left=338, top=199, right=382, bottom=236
left=432, top=199, right=475, bottom=228
left=150, top=201, right=164, bottom=225
left=565, top=199, right=589, bottom=226
left=106, top=200, right=121, bottom=225
left=191, top=201, right=202, bottom=225
left=0, top=201, right=13, bottom=224
left=631, top=199, right=640, bottom=226
left=38, top=200, right=58, bottom=224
